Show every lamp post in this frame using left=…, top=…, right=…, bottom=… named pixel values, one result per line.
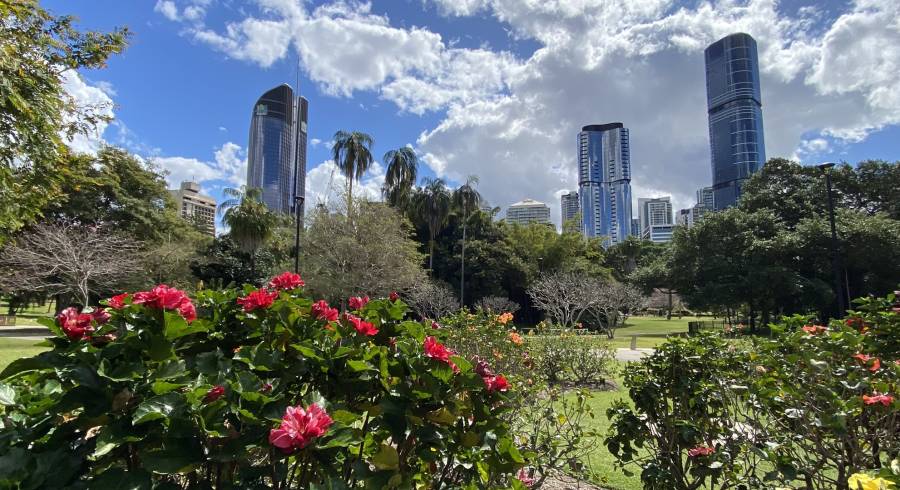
left=293, top=195, right=305, bottom=274
left=817, top=162, right=845, bottom=318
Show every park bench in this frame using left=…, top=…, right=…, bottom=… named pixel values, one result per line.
left=0, top=314, right=17, bottom=326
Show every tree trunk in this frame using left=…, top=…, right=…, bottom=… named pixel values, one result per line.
left=347, top=173, right=354, bottom=218
left=460, top=219, right=466, bottom=305
left=666, top=289, right=673, bottom=320
left=429, top=239, right=434, bottom=274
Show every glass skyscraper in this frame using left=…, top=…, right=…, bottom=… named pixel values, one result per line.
left=578, top=123, right=633, bottom=246
left=247, top=84, right=309, bottom=216
left=705, top=33, right=766, bottom=210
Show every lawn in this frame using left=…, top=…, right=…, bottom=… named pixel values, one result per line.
left=0, top=300, right=55, bottom=327
left=0, top=338, right=49, bottom=371
left=594, top=315, right=700, bottom=349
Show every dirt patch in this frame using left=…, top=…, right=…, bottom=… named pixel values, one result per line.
left=539, top=473, right=608, bottom=489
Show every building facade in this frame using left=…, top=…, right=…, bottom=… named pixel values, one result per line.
left=642, top=224, right=674, bottom=243
left=696, top=186, right=714, bottom=210
left=560, top=190, right=579, bottom=225
left=247, top=84, right=309, bottom=216
left=705, top=33, right=766, bottom=210
left=676, top=205, right=708, bottom=228
left=169, top=181, right=216, bottom=236
left=638, top=196, right=674, bottom=243
left=578, top=123, right=633, bottom=246
left=506, top=199, right=551, bottom=226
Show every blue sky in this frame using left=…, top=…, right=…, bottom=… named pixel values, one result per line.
left=49, top=0, right=900, bottom=226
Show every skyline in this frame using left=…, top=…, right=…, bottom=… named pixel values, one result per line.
left=48, top=0, right=900, bottom=228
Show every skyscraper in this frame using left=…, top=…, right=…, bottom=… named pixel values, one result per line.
left=638, top=196, right=674, bottom=243
left=705, top=33, right=766, bottom=210
left=578, top=123, right=633, bottom=246
left=169, top=181, right=216, bottom=236
left=247, top=84, right=309, bottom=216
left=696, top=186, right=714, bottom=210
left=560, top=190, right=579, bottom=225
left=506, top=199, right=551, bottom=226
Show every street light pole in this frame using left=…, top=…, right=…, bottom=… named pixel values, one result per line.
left=293, top=195, right=305, bottom=274
left=818, top=162, right=845, bottom=318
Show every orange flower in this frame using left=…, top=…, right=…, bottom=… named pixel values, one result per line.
left=508, top=332, right=524, bottom=345
left=801, top=324, right=827, bottom=335
left=497, top=312, right=514, bottom=325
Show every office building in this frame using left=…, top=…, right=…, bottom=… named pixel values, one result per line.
left=696, top=186, right=714, bottom=210
left=506, top=199, right=551, bottom=226
left=637, top=196, right=673, bottom=243
left=642, top=224, right=674, bottom=243
left=705, top=33, right=766, bottom=210
left=578, top=123, right=633, bottom=246
left=169, top=181, right=216, bottom=236
left=560, top=191, right=579, bottom=224
left=631, top=218, right=640, bottom=237
left=247, top=84, right=309, bottom=216
left=676, top=205, right=708, bottom=228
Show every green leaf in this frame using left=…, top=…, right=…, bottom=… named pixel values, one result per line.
left=425, top=407, right=456, bottom=426
left=132, top=392, right=182, bottom=425
left=140, top=446, right=200, bottom=474
left=88, top=468, right=151, bottom=490
left=148, top=334, right=175, bottom=362
left=346, top=360, right=370, bottom=372
left=0, top=383, right=15, bottom=405
left=371, top=444, right=399, bottom=471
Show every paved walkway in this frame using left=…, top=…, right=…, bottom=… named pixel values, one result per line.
left=615, top=348, right=654, bottom=362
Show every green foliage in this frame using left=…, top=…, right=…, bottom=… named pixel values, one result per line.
left=607, top=292, right=900, bottom=490
left=528, top=332, right=616, bottom=386
left=332, top=130, right=375, bottom=212
left=0, top=0, right=128, bottom=241
left=0, top=282, right=525, bottom=488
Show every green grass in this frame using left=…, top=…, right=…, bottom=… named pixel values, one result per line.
left=0, top=300, right=55, bottom=327
left=0, top=338, right=49, bottom=371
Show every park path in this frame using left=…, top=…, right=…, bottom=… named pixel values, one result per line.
left=615, top=347, right=653, bottom=362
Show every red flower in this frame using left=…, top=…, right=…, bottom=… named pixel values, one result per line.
left=269, top=272, right=305, bottom=291
left=854, top=353, right=881, bottom=372
left=474, top=358, right=494, bottom=378
left=91, top=308, right=111, bottom=325
left=688, top=445, right=715, bottom=457
left=133, top=285, right=196, bottom=322
left=516, top=468, right=535, bottom=488
left=204, top=385, right=225, bottom=403
left=260, top=383, right=273, bottom=394
left=107, top=293, right=129, bottom=310
left=801, top=324, right=827, bottom=335
left=237, top=289, right=278, bottom=312
left=854, top=353, right=871, bottom=363
left=269, top=403, right=333, bottom=453
left=348, top=295, right=370, bottom=310
left=345, top=313, right=378, bottom=336
left=484, top=374, right=510, bottom=393
left=423, top=336, right=459, bottom=373
left=895, top=359, right=900, bottom=366
left=862, top=393, right=894, bottom=406
left=431, top=320, right=441, bottom=330
left=389, top=291, right=400, bottom=302
left=56, top=307, right=94, bottom=341
left=311, top=300, right=339, bottom=322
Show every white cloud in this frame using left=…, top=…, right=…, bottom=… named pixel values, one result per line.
left=61, top=71, right=115, bottom=155
left=304, top=159, right=385, bottom=208
left=154, top=0, right=180, bottom=21
left=157, top=0, right=900, bottom=225
left=152, top=141, right=247, bottom=189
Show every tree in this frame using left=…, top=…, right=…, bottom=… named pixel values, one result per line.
left=218, top=186, right=279, bottom=280
left=0, top=222, right=141, bottom=307
left=404, top=278, right=460, bottom=320
left=414, top=177, right=452, bottom=273
left=0, top=1, right=128, bottom=241
left=585, top=282, right=645, bottom=338
left=630, top=245, right=681, bottom=320
left=527, top=271, right=600, bottom=328
left=476, top=296, right=520, bottom=315
left=300, top=199, right=425, bottom=305
left=331, top=130, right=374, bottom=213
left=190, top=236, right=280, bottom=288
left=382, top=146, right=418, bottom=208
left=452, top=175, right=482, bottom=304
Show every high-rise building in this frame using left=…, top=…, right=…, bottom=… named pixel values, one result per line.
left=578, top=123, right=633, bottom=246
left=696, top=186, right=714, bottom=210
left=676, top=205, right=707, bottom=228
left=169, top=181, right=216, bottom=236
left=560, top=191, right=579, bottom=225
left=631, top=218, right=640, bottom=237
left=638, top=196, right=674, bottom=243
left=506, top=199, right=551, bottom=226
left=247, top=84, right=309, bottom=216
left=705, top=33, right=766, bottom=210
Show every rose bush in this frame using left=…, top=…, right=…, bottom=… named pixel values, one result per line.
left=0, top=276, right=529, bottom=488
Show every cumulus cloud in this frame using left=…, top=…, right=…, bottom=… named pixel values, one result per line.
left=152, top=142, right=247, bottom=189
left=304, top=160, right=385, bottom=208
left=155, top=0, right=900, bottom=225
left=61, top=71, right=115, bottom=155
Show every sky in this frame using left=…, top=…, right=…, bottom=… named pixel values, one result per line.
left=49, top=0, right=900, bottom=228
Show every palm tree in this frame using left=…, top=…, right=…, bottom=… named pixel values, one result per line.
left=331, top=130, right=374, bottom=213
left=382, top=146, right=418, bottom=208
left=217, top=186, right=278, bottom=280
left=452, top=175, right=482, bottom=304
left=414, top=178, right=451, bottom=273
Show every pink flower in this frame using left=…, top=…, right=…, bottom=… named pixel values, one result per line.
left=345, top=313, right=378, bottom=336
left=431, top=320, right=441, bottom=330
left=389, top=291, right=400, bottom=302
left=311, top=300, right=339, bottom=322
left=107, top=293, right=129, bottom=310
left=348, top=296, right=370, bottom=310
left=423, top=336, right=459, bottom=373
left=91, top=308, right=111, bottom=325
left=862, top=393, right=894, bottom=406
left=854, top=353, right=882, bottom=372
left=204, top=385, right=225, bottom=403
left=269, top=272, right=305, bottom=291
left=132, top=285, right=196, bottom=322
left=688, top=446, right=715, bottom=458
left=56, top=307, right=94, bottom=341
left=516, top=468, right=535, bottom=488
left=801, top=324, right=827, bottom=335
left=269, top=404, right=333, bottom=453
left=237, top=289, right=278, bottom=312
left=484, top=374, right=510, bottom=393
left=474, top=358, right=494, bottom=378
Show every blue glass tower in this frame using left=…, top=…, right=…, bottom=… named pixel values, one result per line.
left=578, top=123, right=633, bottom=246
left=247, top=84, right=308, bottom=216
left=705, top=33, right=766, bottom=210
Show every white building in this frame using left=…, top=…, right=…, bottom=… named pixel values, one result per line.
left=560, top=191, right=579, bottom=225
left=506, top=198, right=551, bottom=226
left=169, top=181, right=216, bottom=236
left=637, top=196, right=673, bottom=242
left=642, top=224, right=675, bottom=243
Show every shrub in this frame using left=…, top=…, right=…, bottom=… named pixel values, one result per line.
left=0, top=277, right=526, bottom=488
left=529, top=331, right=616, bottom=386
